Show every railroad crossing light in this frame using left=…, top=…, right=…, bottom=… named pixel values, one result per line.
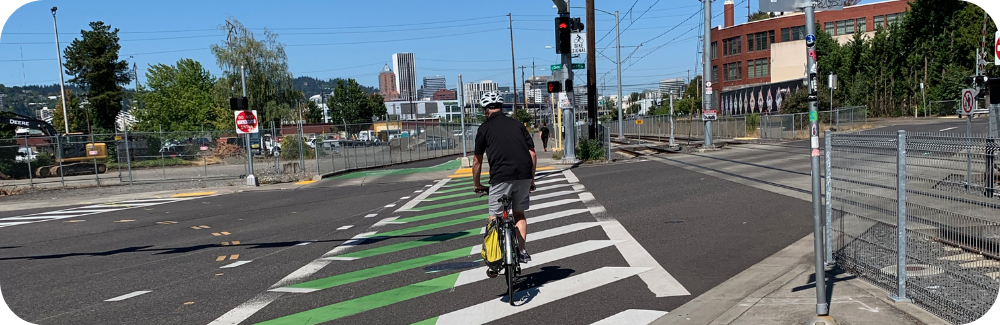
left=547, top=81, right=562, bottom=93
left=555, top=17, right=572, bottom=54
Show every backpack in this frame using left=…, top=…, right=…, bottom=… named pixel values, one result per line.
left=481, top=218, right=503, bottom=269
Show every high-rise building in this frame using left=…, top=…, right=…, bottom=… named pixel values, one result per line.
left=463, top=80, right=499, bottom=107
left=379, top=64, right=399, bottom=101
left=659, top=78, right=686, bottom=97
left=392, top=53, right=417, bottom=101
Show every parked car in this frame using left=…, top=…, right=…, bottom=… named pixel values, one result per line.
left=15, top=147, right=38, bottom=163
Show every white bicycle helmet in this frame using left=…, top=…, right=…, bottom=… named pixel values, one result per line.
left=479, top=92, right=504, bottom=108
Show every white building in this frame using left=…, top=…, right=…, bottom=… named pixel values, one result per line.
left=659, top=78, right=686, bottom=97
left=463, top=80, right=499, bottom=107
left=385, top=100, right=464, bottom=121
left=392, top=53, right=418, bottom=101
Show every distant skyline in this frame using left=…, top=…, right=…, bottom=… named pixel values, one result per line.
left=1, top=0, right=886, bottom=96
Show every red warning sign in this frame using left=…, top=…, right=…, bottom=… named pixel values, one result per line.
left=235, top=110, right=259, bottom=134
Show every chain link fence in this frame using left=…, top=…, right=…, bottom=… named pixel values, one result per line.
left=760, top=106, right=868, bottom=141
left=828, top=130, right=1000, bottom=324
left=610, top=115, right=748, bottom=141
left=1, top=120, right=482, bottom=192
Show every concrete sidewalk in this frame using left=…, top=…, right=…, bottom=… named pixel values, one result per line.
left=652, top=234, right=949, bottom=325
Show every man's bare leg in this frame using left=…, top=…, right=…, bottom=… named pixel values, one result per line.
left=513, top=211, right=527, bottom=251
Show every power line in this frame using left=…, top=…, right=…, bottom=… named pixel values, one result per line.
left=284, top=29, right=505, bottom=47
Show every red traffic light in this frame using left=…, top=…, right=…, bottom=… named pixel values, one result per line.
left=558, top=22, right=568, bottom=29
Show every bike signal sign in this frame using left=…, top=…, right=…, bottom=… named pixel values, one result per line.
left=235, top=110, right=259, bottom=134
left=961, top=89, right=976, bottom=115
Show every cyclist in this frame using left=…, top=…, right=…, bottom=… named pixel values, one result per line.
left=472, top=92, right=537, bottom=264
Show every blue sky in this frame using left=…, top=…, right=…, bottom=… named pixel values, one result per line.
left=1, top=0, right=876, bottom=96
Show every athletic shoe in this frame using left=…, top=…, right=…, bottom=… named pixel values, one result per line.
left=518, top=250, right=531, bottom=263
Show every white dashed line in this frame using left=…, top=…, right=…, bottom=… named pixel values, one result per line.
left=385, top=204, right=396, bottom=208
left=337, top=225, right=354, bottom=230
left=220, top=261, right=253, bottom=269
left=400, top=196, right=411, bottom=200
left=364, top=214, right=378, bottom=218
left=105, top=290, right=152, bottom=302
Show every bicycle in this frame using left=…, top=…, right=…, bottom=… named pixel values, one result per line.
left=476, top=190, right=521, bottom=306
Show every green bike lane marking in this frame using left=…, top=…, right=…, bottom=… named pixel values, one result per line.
left=374, top=215, right=483, bottom=238
left=285, top=247, right=470, bottom=291
left=412, top=197, right=487, bottom=211
left=432, top=187, right=475, bottom=194
left=255, top=273, right=462, bottom=325
left=333, top=160, right=462, bottom=179
left=423, top=191, right=478, bottom=201
left=441, top=178, right=487, bottom=188
left=393, top=205, right=487, bottom=223
left=337, top=228, right=480, bottom=259
left=412, top=317, right=438, bottom=325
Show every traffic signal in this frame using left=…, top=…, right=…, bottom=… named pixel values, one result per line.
left=571, top=18, right=584, bottom=32
left=547, top=81, right=562, bottom=93
left=555, top=17, right=572, bottom=54
left=564, top=79, right=573, bottom=90
left=230, top=97, right=248, bottom=110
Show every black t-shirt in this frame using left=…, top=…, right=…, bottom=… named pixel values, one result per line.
left=475, top=113, right=535, bottom=184
left=540, top=126, right=550, bottom=138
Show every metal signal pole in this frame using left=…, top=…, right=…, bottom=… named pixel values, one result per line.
left=586, top=0, right=597, bottom=139
left=804, top=2, right=828, bottom=317
left=703, top=0, right=714, bottom=148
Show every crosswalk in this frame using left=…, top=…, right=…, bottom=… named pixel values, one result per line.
left=0, top=196, right=215, bottom=228
left=212, top=168, right=688, bottom=325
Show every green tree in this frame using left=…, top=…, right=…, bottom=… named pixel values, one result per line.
left=132, top=59, right=216, bottom=132
left=50, top=89, right=87, bottom=133
left=62, top=21, right=131, bottom=133
left=304, top=100, right=323, bottom=123
left=210, top=18, right=297, bottom=127
left=748, top=11, right=775, bottom=22
left=513, top=108, right=533, bottom=125
left=328, top=78, right=386, bottom=125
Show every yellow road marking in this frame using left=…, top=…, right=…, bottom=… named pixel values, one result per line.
left=222, top=242, right=230, bottom=246
left=170, top=191, right=217, bottom=198
left=113, top=220, right=136, bottom=223
left=221, top=231, right=230, bottom=235
left=216, top=256, right=226, bottom=261
left=231, top=241, right=240, bottom=245
left=450, top=166, right=555, bottom=178
left=215, top=273, right=223, bottom=276
left=64, top=220, right=85, bottom=223
left=157, top=221, right=177, bottom=225
left=295, top=180, right=317, bottom=185
left=229, top=254, right=239, bottom=260
left=201, top=225, right=210, bottom=228
left=456, top=168, right=473, bottom=173
left=212, top=233, right=221, bottom=236
left=184, top=302, right=194, bottom=305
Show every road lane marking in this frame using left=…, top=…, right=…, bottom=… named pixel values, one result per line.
left=393, top=205, right=486, bottom=223
left=216, top=256, right=226, bottom=261
left=295, top=241, right=313, bottom=246
left=384, top=204, right=396, bottom=207
left=567, top=169, right=690, bottom=298
left=396, top=179, right=451, bottom=212
left=222, top=242, right=230, bottom=246
left=529, top=190, right=581, bottom=201
left=221, top=261, right=252, bottom=268
left=532, top=183, right=573, bottom=191
left=257, top=241, right=622, bottom=325
left=414, top=190, right=423, bottom=193
left=423, top=192, right=478, bottom=201
left=527, top=198, right=581, bottom=211
left=400, top=196, right=411, bottom=200
left=230, top=254, right=239, bottom=260
left=373, top=217, right=403, bottom=226
left=364, top=214, right=378, bottom=218
left=374, top=215, right=482, bottom=238
left=201, top=225, right=211, bottom=228
left=212, top=233, right=222, bottom=236
left=294, top=180, right=316, bottom=185
left=232, top=241, right=240, bottom=245
left=0, top=221, right=35, bottom=227
left=170, top=191, right=217, bottom=198
left=156, top=221, right=178, bottom=225
left=113, top=220, right=136, bottom=223
left=221, top=231, right=231, bottom=235
left=281, top=223, right=603, bottom=293
left=430, top=267, right=650, bottom=324
left=590, top=309, right=668, bottom=325
left=333, top=228, right=482, bottom=259
left=104, top=290, right=152, bottom=302
left=63, top=220, right=85, bottom=223
left=939, top=127, right=958, bottom=131
left=337, top=225, right=354, bottom=230
left=412, top=197, right=488, bottom=211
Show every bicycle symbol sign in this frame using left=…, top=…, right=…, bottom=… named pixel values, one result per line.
left=961, top=89, right=975, bottom=115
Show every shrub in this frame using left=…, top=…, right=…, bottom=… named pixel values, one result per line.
left=280, top=136, right=316, bottom=160
left=551, top=149, right=563, bottom=160
left=575, top=139, right=605, bottom=162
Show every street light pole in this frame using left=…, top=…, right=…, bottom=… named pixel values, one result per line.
left=51, top=7, right=69, bottom=134
left=615, top=10, right=623, bottom=140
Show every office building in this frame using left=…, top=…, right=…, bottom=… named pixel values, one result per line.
left=385, top=100, right=463, bottom=121
left=463, top=80, right=499, bottom=107
left=659, top=78, right=686, bottom=97
left=378, top=64, right=399, bottom=101
left=392, top=53, right=418, bottom=101
left=711, top=0, right=909, bottom=113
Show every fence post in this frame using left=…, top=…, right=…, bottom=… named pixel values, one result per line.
left=124, top=123, right=133, bottom=185
left=23, top=134, right=33, bottom=189
left=55, top=136, right=65, bottom=188
left=824, top=130, right=834, bottom=268
left=891, top=130, right=912, bottom=303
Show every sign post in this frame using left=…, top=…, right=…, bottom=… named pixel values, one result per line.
left=237, top=65, right=258, bottom=186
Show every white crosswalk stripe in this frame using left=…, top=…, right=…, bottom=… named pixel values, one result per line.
left=0, top=195, right=213, bottom=228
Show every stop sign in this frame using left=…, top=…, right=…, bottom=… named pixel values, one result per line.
left=235, top=110, right=259, bottom=134
left=995, top=32, right=999, bottom=65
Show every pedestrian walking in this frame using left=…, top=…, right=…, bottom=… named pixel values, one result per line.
left=539, top=123, right=550, bottom=152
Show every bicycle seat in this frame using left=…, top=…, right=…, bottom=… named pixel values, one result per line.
left=498, top=194, right=512, bottom=206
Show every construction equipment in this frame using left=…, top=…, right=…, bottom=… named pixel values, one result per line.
left=2, top=112, right=108, bottom=177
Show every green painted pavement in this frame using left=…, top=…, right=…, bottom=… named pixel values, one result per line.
left=424, top=191, right=478, bottom=201
left=333, top=160, right=461, bottom=179
left=393, top=205, right=487, bottom=223
left=412, top=317, right=439, bottom=325
left=413, top=197, right=487, bottom=211
left=338, top=228, right=480, bottom=259
left=288, top=247, right=470, bottom=290
left=442, top=178, right=487, bottom=188
left=432, top=187, right=477, bottom=194
left=375, top=215, right=483, bottom=238
left=254, top=273, right=461, bottom=325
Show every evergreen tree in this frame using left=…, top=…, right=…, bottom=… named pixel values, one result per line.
left=62, top=21, right=132, bottom=132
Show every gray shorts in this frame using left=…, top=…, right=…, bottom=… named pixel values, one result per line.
left=489, top=179, right=532, bottom=216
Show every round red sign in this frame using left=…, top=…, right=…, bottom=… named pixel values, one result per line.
left=996, top=37, right=1000, bottom=62
left=235, top=111, right=257, bottom=133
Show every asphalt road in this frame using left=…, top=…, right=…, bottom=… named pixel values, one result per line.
left=0, top=150, right=825, bottom=325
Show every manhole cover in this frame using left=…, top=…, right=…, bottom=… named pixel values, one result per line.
left=880, top=264, right=944, bottom=277
left=425, top=262, right=479, bottom=272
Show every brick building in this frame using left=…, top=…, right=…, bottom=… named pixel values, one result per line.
left=432, top=89, right=457, bottom=100
left=710, top=0, right=909, bottom=114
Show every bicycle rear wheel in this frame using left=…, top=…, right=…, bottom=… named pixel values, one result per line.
left=505, top=263, right=515, bottom=305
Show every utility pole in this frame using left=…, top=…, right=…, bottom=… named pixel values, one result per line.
left=703, top=0, right=714, bottom=148
left=508, top=14, right=519, bottom=115
left=51, top=7, right=69, bottom=134
left=586, top=0, right=597, bottom=140
left=615, top=10, right=623, bottom=140
left=518, top=65, right=527, bottom=121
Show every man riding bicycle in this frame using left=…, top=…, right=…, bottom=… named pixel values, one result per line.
left=472, top=92, right=537, bottom=264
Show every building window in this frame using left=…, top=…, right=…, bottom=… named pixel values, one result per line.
left=836, top=20, right=847, bottom=35
left=712, top=66, right=719, bottom=83
left=748, top=60, right=756, bottom=79
left=874, top=15, right=885, bottom=29
left=845, top=19, right=855, bottom=34
left=723, top=36, right=742, bottom=56
left=825, top=22, right=835, bottom=35
left=769, top=30, right=775, bottom=46
left=781, top=28, right=790, bottom=42
left=746, top=32, right=772, bottom=52
left=791, top=26, right=806, bottom=41
left=886, top=12, right=904, bottom=28
left=857, top=17, right=867, bottom=33
left=747, top=34, right=754, bottom=52
left=711, top=42, right=718, bottom=60
left=724, top=62, right=742, bottom=81
left=756, top=58, right=769, bottom=78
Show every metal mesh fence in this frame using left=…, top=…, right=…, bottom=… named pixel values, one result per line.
left=829, top=130, right=1000, bottom=324
left=1, top=120, right=481, bottom=191
left=611, top=115, right=748, bottom=141
left=761, top=106, right=868, bottom=141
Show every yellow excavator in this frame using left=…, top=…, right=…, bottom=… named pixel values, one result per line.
left=3, top=112, right=108, bottom=177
